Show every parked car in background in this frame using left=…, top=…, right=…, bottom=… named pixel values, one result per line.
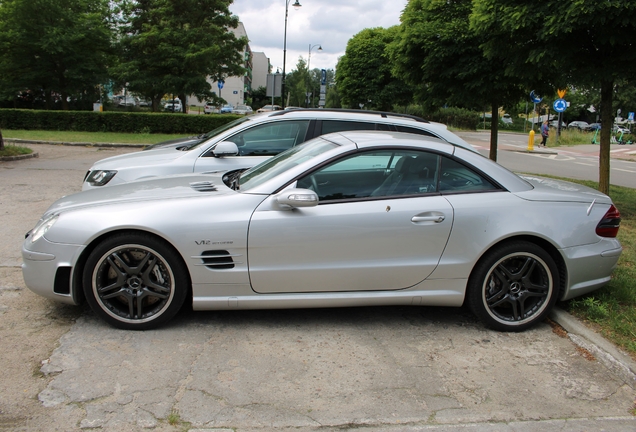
left=501, top=114, right=513, bottom=125
left=549, top=120, right=567, bottom=129
left=220, top=104, right=234, bottom=114
left=24, top=131, right=622, bottom=330
left=585, top=123, right=601, bottom=131
left=138, top=99, right=151, bottom=107
left=256, top=104, right=282, bottom=113
left=204, top=102, right=219, bottom=114
left=118, top=96, right=139, bottom=107
left=163, top=100, right=182, bottom=112
left=83, top=108, right=477, bottom=188
left=233, top=105, right=253, bottom=115
left=567, top=121, right=590, bottom=131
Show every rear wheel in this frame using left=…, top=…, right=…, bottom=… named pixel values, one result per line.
left=467, top=241, right=560, bottom=332
left=83, top=233, right=188, bottom=330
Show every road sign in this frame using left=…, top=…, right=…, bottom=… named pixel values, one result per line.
left=218, top=80, right=224, bottom=90
left=530, top=90, right=542, bottom=104
left=553, top=98, right=567, bottom=112
left=629, top=112, right=635, bottom=121
left=321, top=69, right=326, bottom=85
left=557, top=89, right=566, bottom=98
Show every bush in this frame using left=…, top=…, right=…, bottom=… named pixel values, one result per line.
left=0, top=109, right=239, bottom=134
left=401, top=105, right=480, bottom=130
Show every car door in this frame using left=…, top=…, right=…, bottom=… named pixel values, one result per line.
left=193, top=120, right=311, bottom=173
left=247, top=149, right=454, bottom=293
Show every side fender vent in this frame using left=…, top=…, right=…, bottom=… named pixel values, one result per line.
left=192, top=250, right=239, bottom=269
left=190, top=181, right=217, bottom=192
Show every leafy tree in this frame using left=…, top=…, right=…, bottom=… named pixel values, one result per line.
left=0, top=0, right=115, bottom=110
left=113, top=0, right=247, bottom=112
left=390, top=0, right=525, bottom=161
left=336, top=26, right=413, bottom=111
left=472, top=0, right=636, bottom=193
left=284, top=57, right=310, bottom=107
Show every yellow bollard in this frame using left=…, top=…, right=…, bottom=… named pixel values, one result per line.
left=527, top=130, right=535, bottom=151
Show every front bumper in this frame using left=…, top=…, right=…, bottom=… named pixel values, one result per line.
left=22, top=238, right=85, bottom=305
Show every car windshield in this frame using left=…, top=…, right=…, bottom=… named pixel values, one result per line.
left=238, top=138, right=338, bottom=191
left=186, top=116, right=253, bottom=150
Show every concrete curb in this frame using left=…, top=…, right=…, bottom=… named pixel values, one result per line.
left=550, top=307, right=636, bottom=389
left=4, top=138, right=144, bottom=148
left=0, top=151, right=38, bottom=161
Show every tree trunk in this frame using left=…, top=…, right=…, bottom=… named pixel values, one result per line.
left=179, top=93, right=187, bottom=113
left=0, top=128, right=4, bottom=151
left=489, top=100, right=499, bottom=162
left=598, top=80, right=613, bottom=195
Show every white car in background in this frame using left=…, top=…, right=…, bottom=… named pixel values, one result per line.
left=83, top=109, right=478, bottom=190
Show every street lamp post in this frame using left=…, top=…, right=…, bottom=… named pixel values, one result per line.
left=281, top=0, right=301, bottom=109
left=306, top=43, right=322, bottom=107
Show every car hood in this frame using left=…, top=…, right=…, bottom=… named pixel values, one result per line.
left=90, top=147, right=192, bottom=170
left=515, top=175, right=612, bottom=204
left=143, top=136, right=202, bottom=150
left=47, top=172, right=234, bottom=215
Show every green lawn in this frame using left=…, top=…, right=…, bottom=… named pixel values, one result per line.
left=2, top=129, right=187, bottom=145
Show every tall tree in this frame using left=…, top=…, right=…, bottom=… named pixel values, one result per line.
left=390, top=0, right=525, bottom=161
left=0, top=0, right=115, bottom=109
left=472, top=0, right=636, bottom=193
left=336, top=26, right=413, bottom=111
left=114, top=0, right=247, bottom=112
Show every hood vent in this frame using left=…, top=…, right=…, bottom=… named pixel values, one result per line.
left=190, top=181, right=217, bottom=192
left=193, top=250, right=237, bottom=269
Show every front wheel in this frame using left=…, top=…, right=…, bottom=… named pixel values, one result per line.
left=83, top=233, right=189, bottom=330
left=467, top=241, right=560, bottom=332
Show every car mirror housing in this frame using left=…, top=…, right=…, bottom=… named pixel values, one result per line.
left=212, top=141, right=239, bottom=157
left=275, top=188, right=319, bottom=208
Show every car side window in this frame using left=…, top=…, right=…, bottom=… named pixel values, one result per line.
left=438, top=156, right=498, bottom=193
left=220, top=121, right=310, bottom=156
left=320, top=120, right=391, bottom=135
left=297, top=149, right=440, bottom=202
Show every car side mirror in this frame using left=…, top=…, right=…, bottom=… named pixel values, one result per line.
left=212, top=141, right=239, bottom=157
left=275, top=188, right=319, bottom=208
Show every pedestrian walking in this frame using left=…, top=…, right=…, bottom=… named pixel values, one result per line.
left=540, top=120, right=549, bottom=147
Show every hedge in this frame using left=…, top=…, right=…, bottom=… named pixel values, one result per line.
left=0, top=109, right=240, bottom=134
left=402, top=105, right=480, bottom=130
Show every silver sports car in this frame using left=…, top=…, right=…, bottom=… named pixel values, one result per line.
left=23, top=131, right=622, bottom=331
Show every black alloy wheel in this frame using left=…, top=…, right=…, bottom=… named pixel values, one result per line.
left=83, top=233, right=188, bottom=330
left=467, top=241, right=560, bottom=332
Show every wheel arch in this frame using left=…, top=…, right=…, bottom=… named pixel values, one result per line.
left=71, top=228, right=192, bottom=305
left=466, top=234, right=567, bottom=303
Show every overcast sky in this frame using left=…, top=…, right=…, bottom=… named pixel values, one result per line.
left=229, top=0, right=409, bottom=73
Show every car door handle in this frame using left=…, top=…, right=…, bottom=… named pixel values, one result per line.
left=411, top=214, right=445, bottom=223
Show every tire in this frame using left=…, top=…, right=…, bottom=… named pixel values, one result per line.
left=83, top=233, right=189, bottom=330
left=467, top=241, right=560, bottom=332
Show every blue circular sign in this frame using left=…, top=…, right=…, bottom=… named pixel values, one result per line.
left=217, top=80, right=224, bottom=90
left=530, top=90, right=542, bottom=104
left=553, top=98, right=567, bottom=112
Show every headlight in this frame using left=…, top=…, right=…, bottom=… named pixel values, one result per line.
left=29, top=213, right=59, bottom=244
left=86, top=170, right=117, bottom=186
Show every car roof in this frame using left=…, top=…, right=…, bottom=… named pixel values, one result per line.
left=250, top=108, right=476, bottom=152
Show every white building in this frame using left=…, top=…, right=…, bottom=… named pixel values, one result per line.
left=189, top=22, right=269, bottom=109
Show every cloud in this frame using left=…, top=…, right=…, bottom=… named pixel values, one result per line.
left=229, top=0, right=408, bottom=72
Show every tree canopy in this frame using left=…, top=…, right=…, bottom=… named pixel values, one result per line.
left=336, top=27, right=412, bottom=111
left=471, top=0, right=636, bottom=192
left=390, top=0, right=525, bottom=161
left=112, top=0, right=247, bottom=112
left=0, top=0, right=115, bottom=110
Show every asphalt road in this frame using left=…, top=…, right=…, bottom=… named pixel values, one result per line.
left=0, top=144, right=635, bottom=431
left=457, top=131, right=636, bottom=189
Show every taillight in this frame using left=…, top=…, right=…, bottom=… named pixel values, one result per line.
left=596, top=204, right=621, bottom=238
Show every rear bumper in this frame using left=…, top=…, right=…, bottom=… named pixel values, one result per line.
left=560, top=238, right=622, bottom=301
